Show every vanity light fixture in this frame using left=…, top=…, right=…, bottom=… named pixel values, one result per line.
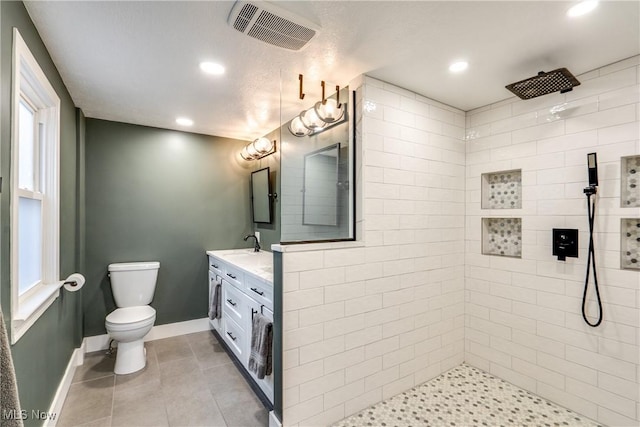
left=175, top=117, right=194, bottom=126
left=288, top=75, right=347, bottom=137
left=241, top=137, right=276, bottom=161
left=567, top=0, right=598, bottom=17
left=199, top=61, right=225, bottom=75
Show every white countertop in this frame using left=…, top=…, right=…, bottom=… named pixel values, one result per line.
left=206, top=248, right=273, bottom=283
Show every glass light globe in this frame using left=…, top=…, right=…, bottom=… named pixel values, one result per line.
left=246, top=142, right=259, bottom=158
left=253, top=137, right=273, bottom=153
left=241, top=145, right=254, bottom=160
left=299, top=107, right=326, bottom=131
left=314, top=99, right=344, bottom=123
left=288, top=115, right=311, bottom=137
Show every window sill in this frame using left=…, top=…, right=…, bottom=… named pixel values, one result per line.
left=12, top=283, right=61, bottom=344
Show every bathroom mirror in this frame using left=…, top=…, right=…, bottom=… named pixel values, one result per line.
left=251, top=167, right=272, bottom=224
left=303, top=143, right=340, bottom=226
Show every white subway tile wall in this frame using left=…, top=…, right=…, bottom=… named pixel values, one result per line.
left=466, top=56, right=640, bottom=426
left=281, top=56, right=639, bottom=427
left=282, top=76, right=466, bottom=426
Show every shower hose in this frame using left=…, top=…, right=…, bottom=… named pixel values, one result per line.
left=582, top=189, right=603, bottom=327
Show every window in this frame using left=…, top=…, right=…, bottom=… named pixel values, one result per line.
left=10, top=29, right=60, bottom=343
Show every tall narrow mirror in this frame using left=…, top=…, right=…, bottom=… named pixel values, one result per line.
left=303, top=143, right=340, bottom=226
left=251, top=167, right=272, bottom=223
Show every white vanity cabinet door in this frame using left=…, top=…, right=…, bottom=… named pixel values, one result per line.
left=208, top=271, right=222, bottom=333
left=244, top=295, right=274, bottom=402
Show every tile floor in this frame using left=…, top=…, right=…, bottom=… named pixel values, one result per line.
left=57, top=331, right=269, bottom=427
left=334, top=363, right=601, bottom=427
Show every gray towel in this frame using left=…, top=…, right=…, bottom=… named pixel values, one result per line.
left=1, top=309, right=23, bottom=427
left=248, top=313, right=273, bottom=379
left=208, top=278, right=222, bottom=320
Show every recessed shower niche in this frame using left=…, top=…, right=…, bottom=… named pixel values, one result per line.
left=482, top=218, right=522, bottom=258
left=621, top=155, right=640, bottom=207
left=481, top=169, right=522, bottom=209
left=621, top=218, right=640, bottom=270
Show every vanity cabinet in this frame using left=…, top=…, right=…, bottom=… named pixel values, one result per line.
left=206, top=250, right=274, bottom=403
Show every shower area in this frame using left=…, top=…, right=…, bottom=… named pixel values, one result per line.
left=275, top=55, right=640, bottom=427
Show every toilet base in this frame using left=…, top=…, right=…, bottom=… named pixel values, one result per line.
left=114, top=340, right=146, bottom=375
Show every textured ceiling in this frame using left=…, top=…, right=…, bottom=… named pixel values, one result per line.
left=24, top=1, right=640, bottom=142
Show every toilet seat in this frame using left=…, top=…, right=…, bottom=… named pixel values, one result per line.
left=105, top=306, right=156, bottom=332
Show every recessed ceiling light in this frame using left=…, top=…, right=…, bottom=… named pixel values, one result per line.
left=176, top=117, right=193, bottom=126
left=449, top=61, right=468, bottom=73
left=567, top=1, right=599, bottom=17
left=199, top=61, right=225, bottom=75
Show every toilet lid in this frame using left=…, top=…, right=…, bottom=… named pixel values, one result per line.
left=106, top=306, right=156, bottom=324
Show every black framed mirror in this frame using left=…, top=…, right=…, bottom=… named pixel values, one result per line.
left=251, top=167, right=272, bottom=224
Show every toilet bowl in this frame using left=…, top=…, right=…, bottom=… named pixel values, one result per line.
left=105, top=306, right=156, bottom=374
left=105, top=261, right=160, bottom=375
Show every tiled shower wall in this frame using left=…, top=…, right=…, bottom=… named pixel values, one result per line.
left=465, top=56, right=640, bottom=426
left=280, top=76, right=466, bottom=426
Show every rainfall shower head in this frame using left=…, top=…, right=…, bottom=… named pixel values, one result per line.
left=505, top=68, right=580, bottom=100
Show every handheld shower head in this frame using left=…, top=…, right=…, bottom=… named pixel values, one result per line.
left=587, top=152, right=598, bottom=187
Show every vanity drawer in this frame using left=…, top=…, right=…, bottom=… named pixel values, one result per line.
left=224, top=264, right=244, bottom=290
left=245, top=275, right=273, bottom=309
left=222, top=280, right=246, bottom=327
left=223, top=314, right=245, bottom=363
left=208, top=256, right=224, bottom=277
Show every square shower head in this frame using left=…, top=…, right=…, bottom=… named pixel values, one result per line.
left=505, top=68, right=580, bottom=100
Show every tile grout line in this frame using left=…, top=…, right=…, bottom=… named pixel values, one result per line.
left=187, top=332, right=230, bottom=427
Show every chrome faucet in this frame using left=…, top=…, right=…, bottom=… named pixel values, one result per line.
left=244, top=234, right=261, bottom=252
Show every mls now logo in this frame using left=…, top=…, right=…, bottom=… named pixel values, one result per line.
left=2, top=409, right=27, bottom=420
left=31, top=410, right=57, bottom=420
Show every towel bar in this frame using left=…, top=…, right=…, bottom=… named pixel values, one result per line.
left=251, top=305, right=265, bottom=319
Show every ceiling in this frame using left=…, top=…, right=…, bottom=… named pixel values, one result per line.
left=24, top=1, right=640, bottom=142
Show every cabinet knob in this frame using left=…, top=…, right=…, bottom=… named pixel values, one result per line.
left=226, top=331, right=237, bottom=341
left=250, top=287, right=264, bottom=296
left=227, top=273, right=237, bottom=279
left=226, top=298, right=236, bottom=307
left=212, top=264, right=219, bottom=269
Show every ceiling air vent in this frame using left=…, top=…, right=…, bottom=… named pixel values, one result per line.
left=228, top=1, right=320, bottom=51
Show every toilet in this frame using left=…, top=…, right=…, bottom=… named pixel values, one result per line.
left=105, top=261, right=159, bottom=375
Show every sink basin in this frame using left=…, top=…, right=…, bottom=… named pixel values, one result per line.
left=220, top=250, right=272, bottom=273
left=224, top=253, right=271, bottom=268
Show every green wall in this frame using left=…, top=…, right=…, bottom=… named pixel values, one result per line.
left=84, top=119, right=254, bottom=336
left=1, top=1, right=83, bottom=424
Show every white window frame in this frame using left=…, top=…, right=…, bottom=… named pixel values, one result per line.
left=10, top=28, right=61, bottom=344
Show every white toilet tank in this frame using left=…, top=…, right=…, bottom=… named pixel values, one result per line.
left=108, top=261, right=160, bottom=307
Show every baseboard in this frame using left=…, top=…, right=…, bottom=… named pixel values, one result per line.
left=45, top=342, right=85, bottom=427
left=84, top=317, right=210, bottom=353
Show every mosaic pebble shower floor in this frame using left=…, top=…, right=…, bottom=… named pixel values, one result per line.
left=621, top=218, right=640, bottom=270
left=333, top=364, right=601, bottom=427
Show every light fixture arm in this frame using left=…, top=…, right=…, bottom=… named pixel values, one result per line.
left=336, top=85, right=341, bottom=108
left=321, top=80, right=326, bottom=105
left=299, top=74, right=305, bottom=100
